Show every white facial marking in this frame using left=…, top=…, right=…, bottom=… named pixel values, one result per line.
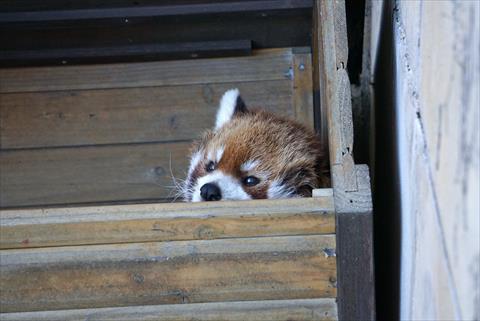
left=192, top=171, right=252, bottom=202
left=215, top=88, right=240, bottom=130
left=207, top=145, right=225, bottom=163
left=240, top=160, right=259, bottom=172
left=188, top=151, right=202, bottom=175
left=267, top=180, right=298, bottom=199
left=216, top=146, right=225, bottom=162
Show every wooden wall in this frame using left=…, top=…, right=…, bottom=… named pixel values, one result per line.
left=0, top=48, right=314, bottom=208
left=369, top=1, right=480, bottom=320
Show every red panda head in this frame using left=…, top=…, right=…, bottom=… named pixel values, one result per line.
left=183, top=89, right=329, bottom=202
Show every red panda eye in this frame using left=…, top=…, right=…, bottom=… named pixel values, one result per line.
left=206, top=161, right=216, bottom=172
left=243, top=176, right=260, bottom=186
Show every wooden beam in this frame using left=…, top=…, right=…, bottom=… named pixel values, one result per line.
left=334, top=165, right=375, bottom=321
left=0, top=235, right=337, bottom=313
left=313, top=1, right=376, bottom=320
left=0, top=40, right=252, bottom=68
left=0, top=298, right=338, bottom=321
left=0, top=195, right=335, bottom=249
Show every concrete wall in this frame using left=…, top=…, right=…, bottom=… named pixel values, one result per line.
left=370, top=1, right=479, bottom=320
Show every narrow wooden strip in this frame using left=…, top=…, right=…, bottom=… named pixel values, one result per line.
left=0, top=1, right=313, bottom=23
left=292, top=52, right=315, bottom=129
left=0, top=48, right=292, bottom=93
left=0, top=235, right=337, bottom=313
left=311, top=0, right=329, bottom=148
left=0, top=195, right=334, bottom=249
left=0, top=298, right=337, bottom=321
left=0, top=142, right=190, bottom=208
left=0, top=80, right=293, bottom=149
left=0, top=40, right=252, bottom=68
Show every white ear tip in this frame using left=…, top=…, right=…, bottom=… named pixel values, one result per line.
left=220, top=88, right=240, bottom=104
left=215, top=88, right=241, bottom=130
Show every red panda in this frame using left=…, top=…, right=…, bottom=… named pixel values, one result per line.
left=183, top=89, right=329, bottom=202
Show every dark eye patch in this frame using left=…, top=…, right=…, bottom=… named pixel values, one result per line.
left=243, top=176, right=260, bottom=186
left=206, top=161, right=216, bottom=172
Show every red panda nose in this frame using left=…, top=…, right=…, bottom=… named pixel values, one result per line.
left=200, top=183, right=222, bottom=201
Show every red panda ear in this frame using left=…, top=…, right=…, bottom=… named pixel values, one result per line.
left=215, top=89, right=248, bottom=130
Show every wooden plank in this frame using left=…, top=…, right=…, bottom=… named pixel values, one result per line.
left=0, top=195, right=334, bottom=249
left=0, top=40, right=252, bottom=68
left=292, top=51, right=315, bottom=129
left=0, top=235, right=337, bottom=312
left=314, top=0, right=357, bottom=188
left=0, top=80, right=293, bottom=149
left=0, top=298, right=338, bottom=321
left=334, top=165, right=375, bottom=321
left=0, top=1, right=313, bottom=23
left=0, top=48, right=293, bottom=93
left=313, top=1, right=376, bottom=320
left=0, top=142, right=190, bottom=208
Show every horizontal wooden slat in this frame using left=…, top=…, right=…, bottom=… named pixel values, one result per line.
left=0, top=195, right=334, bottom=249
left=0, top=298, right=337, bottom=321
left=0, top=80, right=292, bottom=149
left=0, top=142, right=190, bottom=208
left=0, top=1, right=312, bottom=22
left=0, top=235, right=337, bottom=313
left=0, top=48, right=292, bottom=93
left=0, top=40, right=252, bottom=68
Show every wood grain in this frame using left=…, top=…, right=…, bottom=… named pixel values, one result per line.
left=0, top=195, right=335, bottom=249
left=292, top=52, right=315, bottom=129
left=0, top=142, right=190, bottom=208
left=0, top=48, right=292, bottom=93
left=0, top=80, right=292, bottom=149
left=0, top=298, right=338, bottom=321
left=313, top=1, right=375, bottom=320
left=0, top=235, right=337, bottom=313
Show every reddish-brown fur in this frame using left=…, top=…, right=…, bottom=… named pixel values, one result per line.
left=187, top=109, right=329, bottom=200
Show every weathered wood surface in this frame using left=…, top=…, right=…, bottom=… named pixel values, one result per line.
left=0, top=235, right=337, bottom=313
left=292, top=51, right=315, bottom=129
left=0, top=48, right=292, bottom=94
left=0, top=80, right=292, bottom=149
left=0, top=195, right=335, bottom=249
left=0, top=142, right=190, bottom=208
left=313, top=1, right=375, bottom=320
left=313, top=0, right=354, bottom=178
left=334, top=165, right=374, bottom=320
left=0, top=298, right=338, bottom=321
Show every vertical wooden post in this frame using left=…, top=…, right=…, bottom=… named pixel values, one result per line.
left=313, top=0, right=376, bottom=319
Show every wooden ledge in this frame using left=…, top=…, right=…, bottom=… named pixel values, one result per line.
left=0, top=193, right=334, bottom=249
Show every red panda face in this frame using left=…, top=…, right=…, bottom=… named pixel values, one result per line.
left=183, top=89, right=328, bottom=202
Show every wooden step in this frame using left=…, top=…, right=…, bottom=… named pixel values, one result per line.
left=0, top=235, right=336, bottom=313
left=0, top=196, right=334, bottom=249
left=0, top=196, right=337, bottom=313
